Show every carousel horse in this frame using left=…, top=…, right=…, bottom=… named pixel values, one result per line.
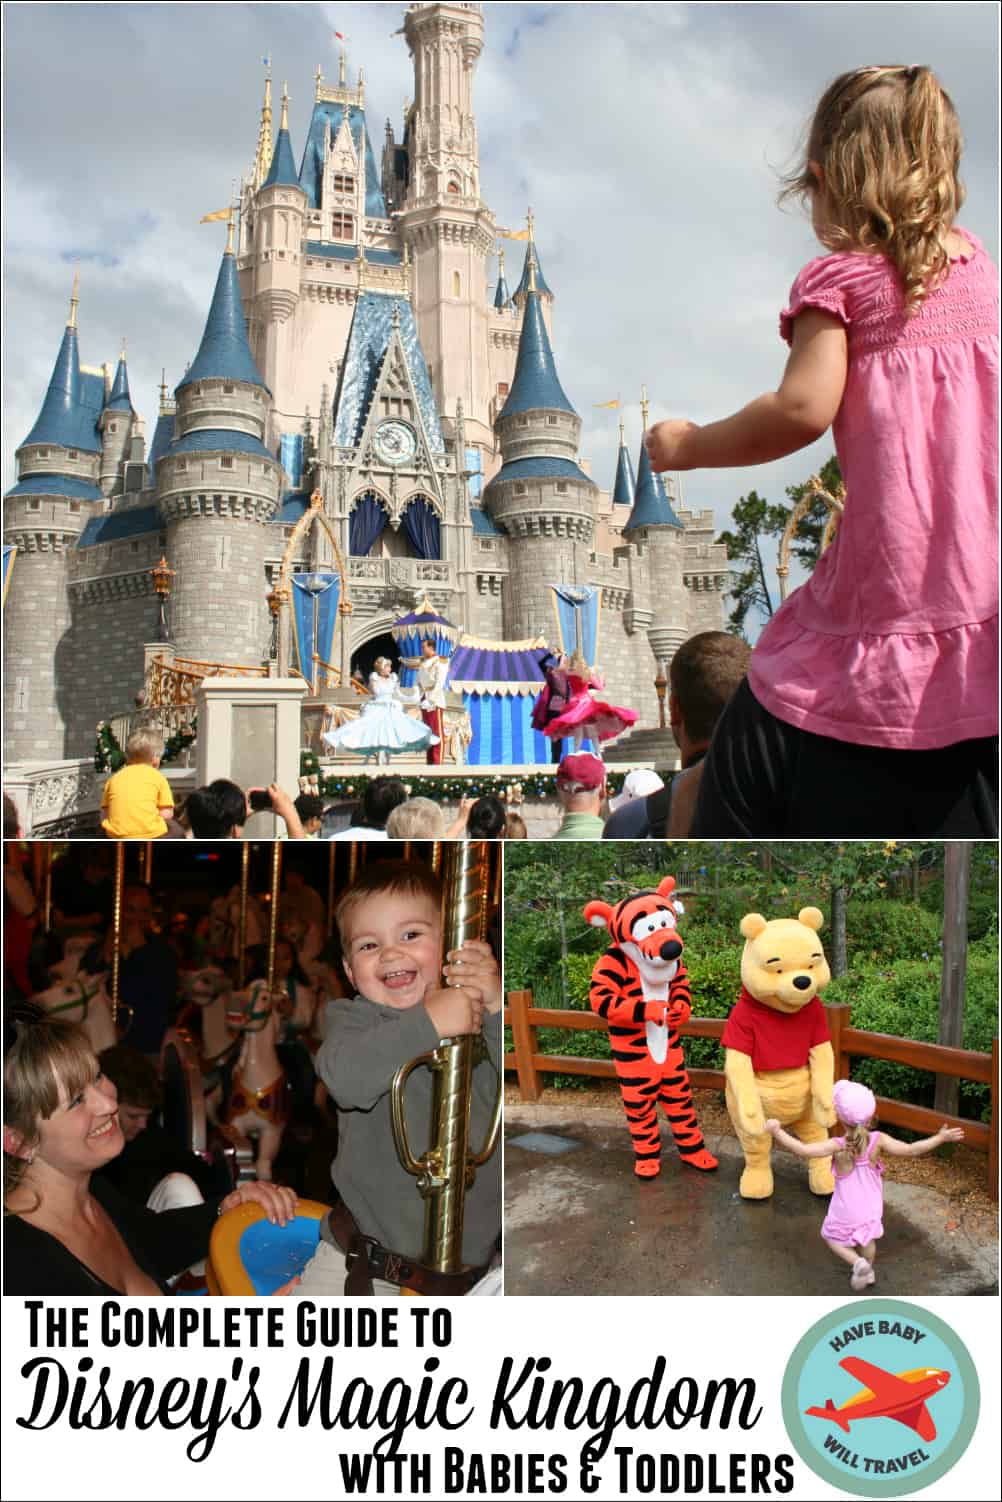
left=32, top=967, right=122, bottom=1055
left=220, top=979, right=291, bottom=1182
left=176, top=966, right=240, bottom=1122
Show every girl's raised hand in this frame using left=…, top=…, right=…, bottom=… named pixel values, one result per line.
left=937, top=1125, right=965, bottom=1143
left=645, top=419, right=700, bottom=473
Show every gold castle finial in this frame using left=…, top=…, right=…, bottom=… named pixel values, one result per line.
left=120, top=337, right=127, bottom=361
left=159, top=368, right=168, bottom=407
left=339, top=46, right=346, bottom=87
left=225, top=207, right=236, bottom=256
left=640, top=384, right=650, bottom=431
left=619, top=418, right=625, bottom=446
left=527, top=245, right=538, bottom=295
left=526, top=205, right=535, bottom=242
left=315, top=63, right=323, bottom=99
left=498, top=245, right=505, bottom=275
left=68, top=266, right=80, bottom=329
left=255, top=71, right=274, bottom=185
left=280, top=82, right=289, bottom=131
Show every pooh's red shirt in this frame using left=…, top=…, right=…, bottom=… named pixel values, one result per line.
left=721, top=988, right=830, bottom=1071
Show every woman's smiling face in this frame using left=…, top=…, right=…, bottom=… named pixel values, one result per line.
left=32, top=1062, right=124, bottom=1179
left=341, top=890, right=442, bottom=1010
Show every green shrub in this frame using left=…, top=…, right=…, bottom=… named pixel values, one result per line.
left=844, top=901, right=942, bottom=964
left=826, top=954, right=997, bottom=1121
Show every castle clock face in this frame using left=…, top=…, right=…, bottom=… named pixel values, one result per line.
left=374, top=420, right=417, bottom=465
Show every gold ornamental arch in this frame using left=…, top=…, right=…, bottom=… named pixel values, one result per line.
left=777, top=474, right=845, bottom=602
left=271, top=489, right=353, bottom=692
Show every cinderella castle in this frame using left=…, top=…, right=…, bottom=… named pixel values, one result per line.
left=4, top=1, right=727, bottom=768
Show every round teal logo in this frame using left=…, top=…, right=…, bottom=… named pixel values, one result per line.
left=782, top=1300, right=979, bottom=1497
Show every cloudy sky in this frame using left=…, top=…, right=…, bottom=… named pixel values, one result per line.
left=4, top=1, right=998, bottom=620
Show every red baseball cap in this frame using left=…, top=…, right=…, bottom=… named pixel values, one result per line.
left=556, top=752, right=606, bottom=791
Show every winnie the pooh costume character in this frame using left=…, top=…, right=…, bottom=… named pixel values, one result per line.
left=585, top=876, right=717, bottom=1178
left=722, top=907, right=835, bottom=1199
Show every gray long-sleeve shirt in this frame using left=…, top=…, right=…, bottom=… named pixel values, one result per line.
left=316, top=995, right=502, bottom=1267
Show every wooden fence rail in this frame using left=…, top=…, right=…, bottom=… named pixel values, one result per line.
left=504, top=992, right=998, bottom=1200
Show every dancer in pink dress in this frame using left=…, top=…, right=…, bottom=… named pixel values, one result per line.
left=538, top=651, right=638, bottom=754
left=767, top=1080, right=964, bottom=1292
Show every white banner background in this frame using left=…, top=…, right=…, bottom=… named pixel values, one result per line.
left=1, top=1294, right=997, bottom=1501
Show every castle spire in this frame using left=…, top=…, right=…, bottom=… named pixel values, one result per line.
left=493, top=245, right=510, bottom=310
left=497, top=250, right=574, bottom=419
left=611, top=419, right=636, bottom=507
left=19, top=273, right=99, bottom=452
left=106, top=341, right=133, bottom=412
left=263, top=83, right=300, bottom=187
left=253, top=69, right=274, bottom=188
left=175, top=241, right=268, bottom=393
left=624, top=389, right=683, bottom=533
left=67, top=267, right=80, bottom=329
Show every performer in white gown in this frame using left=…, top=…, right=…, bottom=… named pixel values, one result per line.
left=322, top=657, right=439, bottom=765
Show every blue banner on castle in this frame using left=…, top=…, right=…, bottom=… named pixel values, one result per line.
left=551, top=583, right=601, bottom=662
left=2, top=544, right=16, bottom=606
left=290, top=573, right=340, bottom=685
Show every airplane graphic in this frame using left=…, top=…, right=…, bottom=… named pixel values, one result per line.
left=805, top=1357, right=951, bottom=1442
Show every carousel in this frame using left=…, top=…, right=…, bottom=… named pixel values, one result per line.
left=19, top=839, right=502, bottom=1296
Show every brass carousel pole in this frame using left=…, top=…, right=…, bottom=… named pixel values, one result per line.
left=110, top=844, right=125, bottom=1027
left=143, top=841, right=153, bottom=885
left=267, top=842, right=283, bottom=993
left=237, top=844, right=251, bottom=988
left=390, top=841, right=501, bottom=1275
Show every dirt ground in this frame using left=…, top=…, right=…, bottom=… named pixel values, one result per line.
left=504, top=1079, right=999, bottom=1249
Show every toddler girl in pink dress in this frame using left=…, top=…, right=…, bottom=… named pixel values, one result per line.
left=647, top=66, right=997, bottom=837
left=767, top=1080, right=965, bottom=1292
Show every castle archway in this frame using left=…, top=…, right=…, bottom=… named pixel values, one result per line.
left=351, top=631, right=399, bottom=684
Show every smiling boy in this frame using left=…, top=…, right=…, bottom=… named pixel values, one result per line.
left=296, top=860, right=502, bottom=1296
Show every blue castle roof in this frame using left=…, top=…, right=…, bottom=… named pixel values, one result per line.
left=169, top=428, right=275, bottom=459
left=20, top=325, right=102, bottom=454
left=471, top=505, right=501, bottom=536
left=298, top=101, right=386, bottom=217
left=5, top=473, right=104, bottom=502
left=175, top=252, right=268, bottom=394
left=106, top=355, right=132, bottom=412
left=612, top=439, right=636, bottom=506
left=148, top=411, right=175, bottom=472
left=514, top=242, right=552, bottom=299
left=624, top=442, right=683, bottom=532
left=497, top=288, right=576, bottom=419
left=79, top=503, right=162, bottom=548
left=263, top=126, right=300, bottom=189
left=493, top=267, right=511, bottom=310
left=333, top=293, right=445, bottom=453
left=490, top=456, right=594, bottom=487
left=275, top=489, right=311, bottom=525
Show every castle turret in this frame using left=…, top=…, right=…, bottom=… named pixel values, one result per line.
left=397, top=2, right=496, bottom=450
left=157, top=227, right=282, bottom=663
left=482, top=249, right=597, bottom=640
left=3, top=274, right=104, bottom=760
left=493, top=246, right=511, bottom=310
left=98, top=344, right=136, bottom=495
left=622, top=392, right=688, bottom=670
left=246, top=84, right=309, bottom=394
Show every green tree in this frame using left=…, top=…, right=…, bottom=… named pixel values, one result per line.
left=783, top=455, right=843, bottom=571
left=715, top=490, right=789, bottom=636
left=716, top=456, right=843, bottom=639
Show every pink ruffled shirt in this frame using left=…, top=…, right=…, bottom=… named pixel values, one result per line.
left=749, top=232, right=999, bottom=749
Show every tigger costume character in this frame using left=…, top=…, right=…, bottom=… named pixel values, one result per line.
left=584, top=877, right=717, bottom=1179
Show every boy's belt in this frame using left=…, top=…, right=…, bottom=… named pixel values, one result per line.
left=327, top=1202, right=487, bottom=1296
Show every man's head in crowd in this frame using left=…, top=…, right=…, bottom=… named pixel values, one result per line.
left=185, top=780, right=247, bottom=838
left=294, top=793, right=325, bottom=835
left=669, top=631, right=751, bottom=762
left=556, top=752, right=607, bottom=812
left=362, top=776, right=408, bottom=830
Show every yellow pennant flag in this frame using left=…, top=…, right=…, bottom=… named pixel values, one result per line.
left=593, top=399, right=620, bottom=409
left=498, top=227, right=531, bottom=241
left=200, top=207, right=231, bottom=223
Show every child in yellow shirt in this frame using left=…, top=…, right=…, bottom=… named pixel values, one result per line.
left=101, top=728, right=176, bottom=839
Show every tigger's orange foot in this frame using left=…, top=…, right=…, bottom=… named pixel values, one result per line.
left=634, top=1159, right=661, bottom=1179
left=683, top=1148, right=718, bottom=1171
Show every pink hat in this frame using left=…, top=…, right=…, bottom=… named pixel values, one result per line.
left=833, top=1079, right=876, bottom=1126
left=556, top=752, right=606, bottom=792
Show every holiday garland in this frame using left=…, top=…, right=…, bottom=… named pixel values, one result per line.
left=298, top=752, right=627, bottom=804
left=94, top=718, right=197, bottom=772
